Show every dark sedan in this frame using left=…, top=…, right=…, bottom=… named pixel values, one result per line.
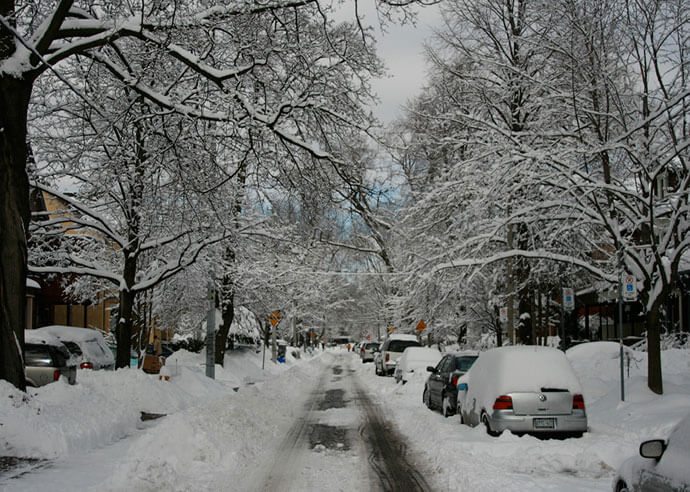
left=423, top=353, right=478, bottom=417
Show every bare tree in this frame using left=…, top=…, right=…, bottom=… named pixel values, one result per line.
left=0, top=0, right=427, bottom=389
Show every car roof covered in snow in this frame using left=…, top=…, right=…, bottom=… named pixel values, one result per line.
left=25, top=329, right=64, bottom=346
left=386, top=333, right=419, bottom=341
left=34, top=325, right=107, bottom=341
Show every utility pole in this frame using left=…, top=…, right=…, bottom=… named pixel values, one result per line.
left=205, top=275, right=216, bottom=379
left=271, top=314, right=278, bottom=363
left=292, top=304, right=297, bottom=347
left=507, top=223, right=515, bottom=344
left=617, top=250, right=626, bottom=401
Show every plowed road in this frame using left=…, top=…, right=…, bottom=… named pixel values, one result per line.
left=259, top=353, right=432, bottom=492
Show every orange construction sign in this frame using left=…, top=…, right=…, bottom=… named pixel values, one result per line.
left=269, top=311, right=281, bottom=326
left=416, top=320, right=427, bottom=332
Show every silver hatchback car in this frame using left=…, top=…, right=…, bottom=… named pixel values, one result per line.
left=456, top=346, right=587, bottom=437
left=24, top=330, right=77, bottom=387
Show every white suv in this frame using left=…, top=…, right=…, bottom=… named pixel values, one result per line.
left=375, top=334, right=420, bottom=376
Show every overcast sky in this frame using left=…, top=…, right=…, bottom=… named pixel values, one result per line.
left=367, top=3, right=443, bottom=123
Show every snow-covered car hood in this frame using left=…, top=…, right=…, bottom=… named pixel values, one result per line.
left=613, top=454, right=656, bottom=491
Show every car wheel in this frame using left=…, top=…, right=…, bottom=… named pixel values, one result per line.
left=423, top=387, right=432, bottom=409
left=442, top=394, right=455, bottom=418
left=614, top=480, right=629, bottom=492
left=482, top=412, right=500, bottom=437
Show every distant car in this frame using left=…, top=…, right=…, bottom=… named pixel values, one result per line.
left=375, top=334, right=421, bottom=376
left=456, top=346, right=587, bottom=437
left=24, top=330, right=77, bottom=387
left=613, top=412, right=690, bottom=492
left=360, top=342, right=380, bottom=363
left=394, top=346, right=442, bottom=384
left=423, top=352, right=477, bottom=416
left=33, top=325, right=115, bottom=370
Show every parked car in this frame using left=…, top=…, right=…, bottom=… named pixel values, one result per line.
left=360, top=341, right=380, bottom=363
left=423, top=352, right=478, bottom=416
left=375, top=334, right=421, bottom=376
left=613, top=412, right=690, bottom=491
left=456, top=346, right=587, bottom=437
left=24, top=330, right=77, bottom=387
left=395, top=346, right=442, bottom=384
left=33, top=325, right=115, bottom=370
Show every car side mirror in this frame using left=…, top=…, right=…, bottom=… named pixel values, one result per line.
left=426, top=366, right=436, bottom=373
left=457, top=382, right=468, bottom=391
left=640, top=439, right=666, bottom=460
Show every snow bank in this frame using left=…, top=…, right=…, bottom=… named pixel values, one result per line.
left=0, top=345, right=317, bottom=461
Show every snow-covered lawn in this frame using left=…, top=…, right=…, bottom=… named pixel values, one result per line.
left=1, top=342, right=689, bottom=491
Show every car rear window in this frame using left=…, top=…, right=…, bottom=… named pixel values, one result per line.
left=62, top=341, right=83, bottom=356
left=454, top=356, right=478, bottom=372
left=365, top=343, right=379, bottom=349
left=387, top=340, right=420, bottom=352
left=24, top=345, right=54, bottom=367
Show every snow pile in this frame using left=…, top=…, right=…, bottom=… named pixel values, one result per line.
left=0, top=346, right=314, bottom=461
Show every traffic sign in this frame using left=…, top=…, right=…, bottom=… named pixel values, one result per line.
left=563, top=288, right=575, bottom=311
left=499, top=307, right=508, bottom=323
left=416, top=320, right=427, bottom=332
left=623, top=274, right=637, bottom=301
left=269, top=311, right=281, bottom=326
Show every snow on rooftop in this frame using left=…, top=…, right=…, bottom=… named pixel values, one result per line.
left=26, top=278, right=40, bottom=289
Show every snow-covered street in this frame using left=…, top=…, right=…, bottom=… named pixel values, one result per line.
left=2, top=343, right=689, bottom=491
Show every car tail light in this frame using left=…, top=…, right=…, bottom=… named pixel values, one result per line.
left=385, top=353, right=390, bottom=362
left=573, top=394, right=585, bottom=410
left=451, top=375, right=460, bottom=386
left=53, top=370, right=61, bottom=381
left=493, top=395, right=513, bottom=410
left=81, top=361, right=94, bottom=369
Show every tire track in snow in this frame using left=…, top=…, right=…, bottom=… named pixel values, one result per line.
left=352, top=376, right=432, bottom=492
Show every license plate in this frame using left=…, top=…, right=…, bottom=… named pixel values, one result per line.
left=533, top=418, right=556, bottom=429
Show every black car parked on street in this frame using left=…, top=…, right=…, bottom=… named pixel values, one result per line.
left=423, top=353, right=478, bottom=417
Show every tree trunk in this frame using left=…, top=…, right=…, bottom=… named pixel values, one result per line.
left=646, top=299, right=664, bottom=394
left=116, top=287, right=135, bottom=369
left=0, top=72, right=33, bottom=391
left=214, top=249, right=236, bottom=366
left=115, top=252, right=137, bottom=369
left=518, top=291, right=533, bottom=345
